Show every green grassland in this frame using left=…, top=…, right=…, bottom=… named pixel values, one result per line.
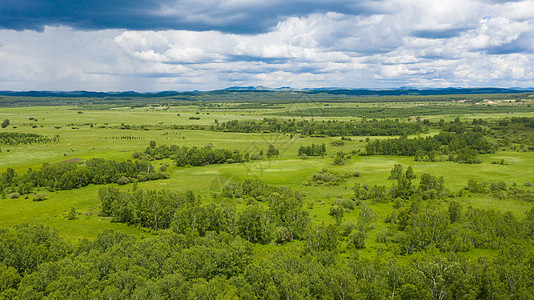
left=1, top=95, right=533, bottom=247
left=1, top=93, right=534, bottom=298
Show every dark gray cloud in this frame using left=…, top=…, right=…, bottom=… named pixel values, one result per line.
left=0, top=0, right=385, bottom=33
left=411, top=28, right=469, bottom=39
left=485, top=32, right=534, bottom=54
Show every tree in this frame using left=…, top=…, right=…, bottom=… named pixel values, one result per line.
left=333, top=151, right=345, bottom=165
left=405, top=166, right=416, bottom=179
left=1, top=119, right=9, bottom=128
left=389, top=164, right=404, bottom=179
left=455, top=148, right=480, bottom=164
left=237, top=205, right=272, bottom=244
left=348, top=229, right=366, bottom=249
left=329, top=205, right=344, bottom=225
left=266, top=144, right=279, bottom=157
left=448, top=201, right=462, bottom=223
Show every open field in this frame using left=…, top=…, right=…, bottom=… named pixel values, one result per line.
left=1, top=95, right=533, bottom=238
left=1, top=93, right=533, bottom=298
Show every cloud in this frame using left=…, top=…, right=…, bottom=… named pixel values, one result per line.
left=1, top=1, right=534, bottom=91
left=485, top=31, right=534, bottom=54
left=0, top=0, right=386, bottom=34
left=411, top=28, right=469, bottom=39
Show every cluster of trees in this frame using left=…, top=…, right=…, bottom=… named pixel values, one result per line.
left=493, top=116, right=534, bottom=128
left=298, top=143, right=326, bottom=157
left=390, top=200, right=534, bottom=255
left=465, top=179, right=534, bottom=202
left=365, top=130, right=493, bottom=163
left=137, top=142, right=248, bottom=167
left=489, top=117, right=534, bottom=149
left=0, top=132, right=59, bottom=146
left=100, top=179, right=310, bottom=244
left=0, top=158, right=168, bottom=196
left=348, top=165, right=534, bottom=257
left=209, top=118, right=428, bottom=137
left=304, top=169, right=353, bottom=186
left=354, top=164, right=446, bottom=203
left=219, top=178, right=304, bottom=201
left=364, top=117, right=534, bottom=161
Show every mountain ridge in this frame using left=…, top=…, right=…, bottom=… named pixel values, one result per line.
left=1, top=87, right=533, bottom=98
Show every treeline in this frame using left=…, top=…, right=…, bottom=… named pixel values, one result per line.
left=0, top=132, right=59, bottom=145
left=274, top=104, right=533, bottom=118
left=365, top=127, right=494, bottom=163
left=137, top=142, right=248, bottom=166
left=362, top=117, right=534, bottom=161
left=0, top=158, right=168, bottom=196
left=100, top=179, right=309, bottom=243
left=211, top=118, right=428, bottom=136
left=116, top=118, right=429, bottom=137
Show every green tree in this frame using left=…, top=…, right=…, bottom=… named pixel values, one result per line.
left=266, top=144, right=279, bottom=157
left=329, top=205, right=344, bottom=225
left=389, top=164, right=404, bottom=179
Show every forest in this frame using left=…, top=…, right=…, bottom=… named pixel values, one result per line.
left=0, top=92, right=533, bottom=299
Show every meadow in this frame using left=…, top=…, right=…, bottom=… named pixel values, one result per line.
left=1, top=95, right=533, bottom=239
left=0, top=92, right=533, bottom=298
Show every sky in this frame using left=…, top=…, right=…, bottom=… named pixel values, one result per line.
left=0, top=0, right=533, bottom=92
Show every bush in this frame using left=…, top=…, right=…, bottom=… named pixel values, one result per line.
left=331, top=140, right=345, bottom=146
left=335, top=199, right=355, bottom=211
left=329, top=205, right=344, bottom=224
left=274, top=226, right=291, bottom=244
left=340, top=222, right=358, bottom=236
left=348, top=230, right=366, bottom=249
left=116, top=176, right=132, bottom=185
left=67, top=207, right=76, bottom=220
left=33, top=192, right=47, bottom=201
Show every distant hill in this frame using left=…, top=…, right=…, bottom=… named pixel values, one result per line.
left=1, top=87, right=532, bottom=98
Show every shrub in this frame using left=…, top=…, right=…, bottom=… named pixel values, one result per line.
left=331, top=140, right=345, bottom=146
left=348, top=230, right=366, bottom=249
left=33, top=192, right=47, bottom=201
left=274, top=226, right=291, bottom=244
left=67, top=207, right=76, bottom=220
left=116, top=176, right=132, bottom=185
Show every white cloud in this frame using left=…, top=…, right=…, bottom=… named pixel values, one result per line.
left=1, top=0, right=534, bottom=91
